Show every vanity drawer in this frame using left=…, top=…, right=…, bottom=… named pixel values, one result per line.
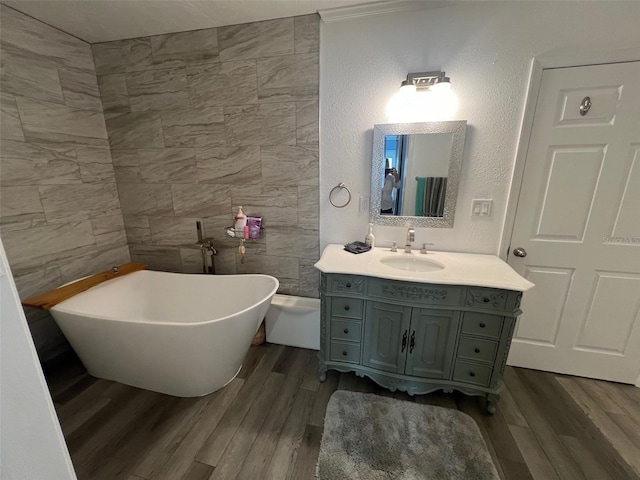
left=465, top=287, right=510, bottom=310
left=367, top=278, right=463, bottom=306
left=461, top=312, right=503, bottom=340
left=452, top=360, right=493, bottom=388
left=330, top=342, right=361, bottom=364
left=331, top=297, right=364, bottom=319
left=327, top=275, right=367, bottom=295
left=331, top=319, right=362, bottom=343
left=456, top=336, right=498, bottom=365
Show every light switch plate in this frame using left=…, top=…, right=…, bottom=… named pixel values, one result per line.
left=471, top=199, right=492, bottom=217
left=359, top=196, right=369, bottom=213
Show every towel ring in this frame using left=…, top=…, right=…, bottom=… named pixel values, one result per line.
left=329, top=183, right=351, bottom=208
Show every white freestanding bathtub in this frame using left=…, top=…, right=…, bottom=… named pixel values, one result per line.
left=50, top=270, right=278, bottom=397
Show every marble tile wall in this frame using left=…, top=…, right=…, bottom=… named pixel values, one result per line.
left=0, top=6, right=130, bottom=362
left=93, top=14, right=320, bottom=297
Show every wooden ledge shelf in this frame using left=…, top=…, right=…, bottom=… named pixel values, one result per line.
left=22, top=262, right=147, bottom=310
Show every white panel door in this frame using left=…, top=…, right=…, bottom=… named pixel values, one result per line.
left=507, top=61, right=640, bottom=384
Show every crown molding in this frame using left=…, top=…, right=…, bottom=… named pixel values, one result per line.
left=319, top=0, right=450, bottom=23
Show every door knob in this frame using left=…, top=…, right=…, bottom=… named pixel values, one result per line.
left=513, top=247, right=527, bottom=258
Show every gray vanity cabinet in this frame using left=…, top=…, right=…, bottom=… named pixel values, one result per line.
left=362, top=303, right=458, bottom=380
left=362, top=302, right=410, bottom=373
left=403, top=308, right=459, bottom=379
left=319, top=273, right=524, bottom=414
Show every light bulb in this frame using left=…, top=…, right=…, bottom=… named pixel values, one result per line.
left=387, top=89, right=417, bottom=122
left=430, top=83, right=458, bottom=119
left=431, top=81, right=451, bottom=92
left=399, top=83, right=416, bottom=95
left=387, top=78, right=458, bottom=122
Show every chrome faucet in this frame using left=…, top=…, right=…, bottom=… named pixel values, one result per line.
left=405, top=227, right=415, bottom=253
left=196, top=221, right=217, bottom=274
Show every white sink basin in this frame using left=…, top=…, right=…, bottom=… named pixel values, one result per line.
left=379, top=255, right=445, bottom=273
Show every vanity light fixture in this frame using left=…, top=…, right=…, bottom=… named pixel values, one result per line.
left=401, top=71, right=450, bottom=92
left=387, top=70, right=458, bottom=122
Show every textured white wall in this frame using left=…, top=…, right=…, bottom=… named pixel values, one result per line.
left=0, top=240, right=76, bottom=480
left=319, top=1, right=640, bottom=254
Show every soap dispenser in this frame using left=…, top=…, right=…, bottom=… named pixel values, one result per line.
left=234, top=206, right=247, bottom=231
left=364, top=223, right=375, bottom=247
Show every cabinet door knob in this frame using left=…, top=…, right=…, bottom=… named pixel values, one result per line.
left=344, top=305, right=350, bottom=311
left=483, top=297, right=490, bottom=303
left=469, top=371, right=476, bottom=377
left=345, top=282, right=351, bottom=288
left=343, top=328, right=349, bottom=334
left=342, top=350, right=348, bottom=356
left=474, top=347, right=480, bottom=353
left=479, top=322, right=486, bottom=328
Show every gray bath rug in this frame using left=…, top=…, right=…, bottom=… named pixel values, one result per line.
left=317, top=390, right=500, bottom=480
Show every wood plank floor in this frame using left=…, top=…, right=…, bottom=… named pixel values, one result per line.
left=46, top=344, right=640, bottom=480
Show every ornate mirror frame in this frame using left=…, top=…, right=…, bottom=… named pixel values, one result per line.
left=369, top=121, right=467, bottom=228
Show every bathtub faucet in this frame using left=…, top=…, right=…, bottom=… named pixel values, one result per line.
left=196, top=220, right=217, bottom=254
left=196, top=221, right=217, bottom=274
left=196, top=238, right=217, bottom=274
left=196, top=238, right=217, bottom=255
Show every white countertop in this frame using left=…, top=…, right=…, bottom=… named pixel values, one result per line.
left=314, top=244, right=534, bottom=292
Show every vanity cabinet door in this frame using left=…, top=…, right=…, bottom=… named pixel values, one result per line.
left=404, top=308, right=459, bottom=380
left=362, top=301, right=412, bottom=374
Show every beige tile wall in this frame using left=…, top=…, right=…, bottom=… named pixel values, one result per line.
left=93, top=15, right=320, bottom=297
left=0, top=5, right=130, bottom=362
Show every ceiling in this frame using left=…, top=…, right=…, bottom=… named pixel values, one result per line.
left=1, top=0, right=380, bottom=43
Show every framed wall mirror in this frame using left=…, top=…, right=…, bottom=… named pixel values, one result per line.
left=370, top=121, right=467, bottom=228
